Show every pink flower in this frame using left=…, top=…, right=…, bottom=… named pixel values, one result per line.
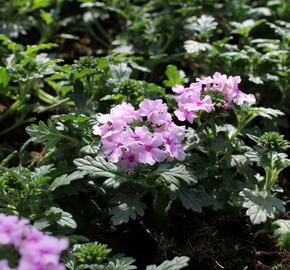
left=0, top=214, right=68, bottom=270
left=175, top=105, right=197, bottom=123
left=101, top=131, right=131, bottom=163
left=93, top=99, right=186, bottom=171
left=174, top=87, right=214, bottom=123
left=0, top=261, right=10, bottom=270
left=0, top=214, right=28, bottom=246
left=173, top=72, right=255, bottom=123
left=161, top=125, right=186, bottom=161
left=98, top=102, right=141, bottom=125
left=93, top=122, right=124, bottom=138
left=119, top=144, right=141, bottom=170
left=139, top=99, right=171, bottom=127
left=138, top=133, right=168, bottom=165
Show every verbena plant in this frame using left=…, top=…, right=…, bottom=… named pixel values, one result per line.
left=18, top=69, right=289, bottom=230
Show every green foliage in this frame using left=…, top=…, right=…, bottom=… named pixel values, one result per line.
left=240, top=189, right=285, bottom=224
left=65, top=241, right=189, bottom=270
left=1, top=1, right=290, bottom=268
left=272, top=219, right=290, bottom=251
left=75, top=242, right=111, bottom=265
left=156, top=165, right=197, bottom=191
left=145, top=256, right=189, bottom=270
left=0, top=245, right=20, bottom=268
left=74, top=156, right=128, bottom=189
left=110, top=193, right=146, bottom=226
left=163, top=65, right=184, bottom=88
left=258, top=132, right=289, bottom=152
left=271, top=265, right=288, bottom=270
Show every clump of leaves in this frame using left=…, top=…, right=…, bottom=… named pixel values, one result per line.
left=271, top=264, right=288, bottom=270
left=258, top=132, right=289, bottom=152
left=65, top=243, right=189, bottom=270
left=272, top=219, right=290, bottom=251
left=74, top=242, right=111, bottom=265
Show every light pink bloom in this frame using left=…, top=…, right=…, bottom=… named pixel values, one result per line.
left=97, top=102, right=141, bottom=125
left=173, top=72, right=255, bottom=123
left=119, top=144, right=141, bottom=170
left=94, top=99, right=186, bottom=171
left=161, top=125, right=186, bottom=160
left=0, top=214, right=68, bottom=270
left=101, top=131, right=132, bottom=163
left=138, top=134, right=168, bottom=165
left=93, top=122, right=124, bottom=138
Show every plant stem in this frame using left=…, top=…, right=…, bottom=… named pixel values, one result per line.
left=0, top=100, right=21, bottom=124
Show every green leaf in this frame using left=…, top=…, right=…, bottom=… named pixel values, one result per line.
left=231, top=19, right=264, bottom=36
left=240, top=188, right=285, bottom=224
left=192, top=15, right=217, bottom=33
left=33, top=219, right=51, bottom=231
left=46, top=207, right=77, bottom=229
left=74, top=156, right=128, bottom=188
left=250, top=107, right=284, bottom=119
left=40, top=10, right=53, bottom=25
left=49, top=171, right=88, bottom=191
left=158, top=165, right=197, bottom=191
left=173, top=186, right=202, bottom=213
left=272, top=219, right=290, bottom=251
left=184, top=40, right=211, bottom=54
left=273, top=219, right=290, bottom=238
left=109, top=63, right=132, bottom=86
left=0, top=67, right=10, bottom=92
left=26, top=119, right=79, bottom=150
left=26, top=120, right=64, bottom=149
left=163, top=65, right=184, bottom=87
left=110, top=193, right=146, bottom=225
left=26, top=43, right=57, bottom=54
left=145, top=256, right=189, bottom=270
left=32, top=164, right=54, bottom=184
left=99, top=256, right=137, bottom=270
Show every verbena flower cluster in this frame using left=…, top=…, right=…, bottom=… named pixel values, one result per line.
left=93, top=99, right=186, bottom=170
left=173, top=72, right=256, bottom=123
left=0, top=214, right=68, bottom=270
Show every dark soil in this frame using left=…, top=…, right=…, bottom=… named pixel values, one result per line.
left=97, top=211, right=290, bottom=270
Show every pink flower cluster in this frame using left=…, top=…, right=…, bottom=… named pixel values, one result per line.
left=93, top=100, right=186, bottom=170
left=173, top=72, right=256, bottom=123
left=0, top=214, right=68, bottom=270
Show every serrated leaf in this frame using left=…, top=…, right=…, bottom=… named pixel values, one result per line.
left=26, top=43, right=57, bottom=54
left=74, top=156, right=128, bottom=188
left=109, top=63, right=132, bottom=86
left=173, top=186, right=202, bottom=213
left=273, top=219, right=290, bottom=238
left=251, top=107, right=284, bottom=119
left=184, top=40, right=211, bottom=54
left=146, top=256, right=189, bottom=270
left=94, top=257, right=136, bottom=270
left=240, top=188, right=285, bottom=224
left=158, top=165, right=197, bottom=191
left=186, top=15, right=217, bottom=34
left=49, top=171, right=87, bottom=191
left=46, top=207, right=77, bottom=229
left=110, top=194, right=146, bottom=225
left=26, top=120, right=63, bottom=149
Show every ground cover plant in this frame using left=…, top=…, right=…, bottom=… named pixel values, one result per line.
left=1, top=0, right=290, bottom=269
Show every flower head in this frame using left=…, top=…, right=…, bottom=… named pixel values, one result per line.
left=0, top=214, right=68, bottom=270
left=173, top=72, right=255, bottom=123
left=93, top=99, right=186, bottom=171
